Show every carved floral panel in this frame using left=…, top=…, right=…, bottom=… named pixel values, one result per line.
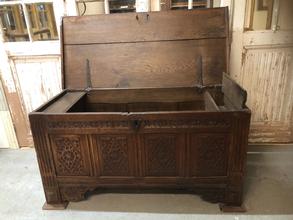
left=51, top=135, right=89, bottom=176
left=97, top=135, right=131, bottom=176
left=144, top=134, right=178, bottom=176
left=190, top=134, right=228, bottom=176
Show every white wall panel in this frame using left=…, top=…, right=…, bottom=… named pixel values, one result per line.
left=12, top=57, right=62, bottom=114
left=240, top=47, right=293, bottom=142
left=0, top=80, right=18, bottom=148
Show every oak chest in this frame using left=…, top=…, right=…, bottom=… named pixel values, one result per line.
left=29, top=7, right=251, bottom=211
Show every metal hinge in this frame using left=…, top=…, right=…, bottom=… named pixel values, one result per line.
left=194, top=55, right=222, bottom=92
left=85, top=59, right=92, bottom=92
left=196, top=55, right=204, bottom=87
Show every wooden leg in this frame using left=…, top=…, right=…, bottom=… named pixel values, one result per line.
left=220, top=188, right=246, bottom=212
left=42, top=201, right=69, bottom=210
left=42, top=187, right=68, bottom=210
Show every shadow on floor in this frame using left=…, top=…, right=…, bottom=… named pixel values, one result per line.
left=68, top=190, right=221, bottom=214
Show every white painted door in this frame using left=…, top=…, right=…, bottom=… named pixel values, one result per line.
left=230, top=0, right=293, bottom=143
left=0, top=80, right=18, bottom=148
left=0, top=0, right=77, bottom=147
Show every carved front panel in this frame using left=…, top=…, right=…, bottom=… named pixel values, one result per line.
left=96, top=135, right=134, bottom=176
left=190, top=134, right=229, bottom=177
left=142, top=134, right=182, bottom=176
left=50, top=135, right=89, bottom=176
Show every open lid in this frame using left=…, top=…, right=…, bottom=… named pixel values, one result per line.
left=61, top=7, right=229, bottom=89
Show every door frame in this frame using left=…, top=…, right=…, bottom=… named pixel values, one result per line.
left=0, top=0, right=78, bottom=147
left=229, top=0, right=293, bottom=143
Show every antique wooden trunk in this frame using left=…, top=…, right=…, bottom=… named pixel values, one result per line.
left=29, top=8, right=251, bottom=211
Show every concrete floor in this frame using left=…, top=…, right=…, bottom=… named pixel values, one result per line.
left=0, top=148, right=293, bottom=220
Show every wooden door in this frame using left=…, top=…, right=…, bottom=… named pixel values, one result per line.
left=0, top=80, right=18, bottom=148
left=230, top=0, right=293, bottom=143
left=0, top=0, right=78, bottom=147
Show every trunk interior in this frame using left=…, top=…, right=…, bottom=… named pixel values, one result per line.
left=39, top=87, right=225, bottom=113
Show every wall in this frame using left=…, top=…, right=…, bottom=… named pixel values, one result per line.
left=0, top=78, right=18, bottom=148
left=77, top=1, right=105, bottom=15
left=278, top=0, right=293, bottom=30
left=213, top=0, right=221, bottom=7
left=252, top=10, right=267, bottom=30
left=229, top=0, right=293, bottom=143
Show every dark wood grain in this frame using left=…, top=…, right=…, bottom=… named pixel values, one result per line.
left=63, top=8, right=227, bottom=45
left=86, top=87, right=203, bottom=103
left=222, top=73, right=247, bottom=109
left=204, top=91, right=220, bottom=111
left=64, top=39, right=226, bottom=89
left=62, top=8, right=228, bottom=89
left=44, top=92, right=86, bottom=113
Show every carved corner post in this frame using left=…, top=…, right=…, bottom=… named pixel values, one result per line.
left=221, top=111, right=251, bottom=212
left=29, top=114, right=68, bottom=210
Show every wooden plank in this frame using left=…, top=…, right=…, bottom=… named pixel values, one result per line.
left=223, top=96, right=236, bottom=111
left=222, top=73, right=247, bottom=109
left=86, top=101, right=205, bottom=112
left=43, top=92, right=86, bottom=113
left=63, top=8, right=227, bottom=45
left=64, top=39, right=226, bottom=89
left=86, top=87, right=203, bottom=103
left=33, top=90, right=67, bottom=112
left=240, top=47, right=293, bottom=143
left=249, top=123, right=292, bottom=143
left=204, top=91, right=219, bottom=111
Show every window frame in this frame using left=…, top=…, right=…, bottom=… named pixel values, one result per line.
left=0, top=0, right=63, bottom=43
left=244, top=0, right=280, bottom=32
left=0, top=0, right=66, bottom=56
